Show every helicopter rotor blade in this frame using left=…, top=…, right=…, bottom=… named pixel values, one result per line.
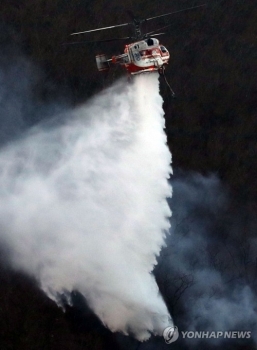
left=63, top=37, right=133, bottom=45
left=145, top=22, right=178, bottom=36
left=144, top=32, right=166, bottom=38
left=145, top=4, right=207, bottom=36
left=70, top=23, right=130, bottom=36
left=69, top=4, right=206, bottom=39
left=145, top=4, right=206, bottom=22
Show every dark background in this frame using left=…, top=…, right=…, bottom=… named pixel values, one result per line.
left=0, top=0, right=256, bottom=349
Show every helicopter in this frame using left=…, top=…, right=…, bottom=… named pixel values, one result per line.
left=67, top=4, right=205, bottom=78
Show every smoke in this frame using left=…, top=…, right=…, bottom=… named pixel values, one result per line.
left=0, top=70, right=173, bottom=341
left=0, top=50, right=67, bottom=145
left=153, top=173, right=257, bottom=348
left=118, top=174, right=257, bottom=350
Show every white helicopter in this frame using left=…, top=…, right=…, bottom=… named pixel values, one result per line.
left=66, top=4, right=206, bottom=95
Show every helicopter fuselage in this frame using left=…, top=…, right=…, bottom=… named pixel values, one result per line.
left=96, top=38, right=170, bottom=75
left=123, top=38, right=170, bottom=74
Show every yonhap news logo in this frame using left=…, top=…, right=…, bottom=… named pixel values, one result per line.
left=163, top=326, right=179, bottom=344
left=163, top=326, right=251, bottom=343
left=180, top=330, right=251, bottom=339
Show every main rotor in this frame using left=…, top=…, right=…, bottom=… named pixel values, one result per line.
left=132, top=17, right=144, bottom=40
left=68, top=4, right=206, bottom=44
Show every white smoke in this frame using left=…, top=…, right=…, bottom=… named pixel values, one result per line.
left=153, top=174, right=257, bottom=348
left=0, top=73, right=172, bottom=340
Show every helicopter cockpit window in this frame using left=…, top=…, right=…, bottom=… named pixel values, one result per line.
left=160, top=46, right=167, bottom=53
left=146, top=38, right=154, bottom=46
